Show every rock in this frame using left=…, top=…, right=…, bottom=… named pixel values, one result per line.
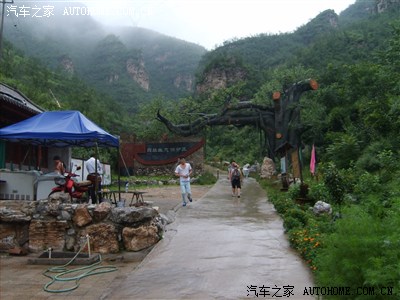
left=85, top=224, right=119, bottom=254
left=110, top=207, right=158, bottom=225
left=0, top=222, right=28, bottom=251
left=60, top=210, right=72, bottom=221
left=0, top=207, right=31, bottom=222
left=73, top=204, right=93, bottom=227
left=8, top=246, right=28, bottom=256
left=48, top=191, right=71, bottom=203
left=28, top=220, right=69, bottom=252
left=312, top=201, right=332, bottom=215
left=0, top=235, right=15, bottom=251
left=260, top=157, right=276, bottom=179
left=20, top=202, right=36, bottom=216
left=126, top=58, right=149, bottom=91
left=65, top=235, right=75, bottom=251
left=159, top=210, right=176, bottom=225
left=93, top=202, right=112, bottom=221
left=47, top=202, right=61, bottom=217
left=122, top=224, right=160, bottom=251
left=168, top=179, right=178, bottom=185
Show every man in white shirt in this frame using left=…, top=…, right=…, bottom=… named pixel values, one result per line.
left=86, top=153, right=103, bottom=203
left=174, top=157, right=193, bottom=207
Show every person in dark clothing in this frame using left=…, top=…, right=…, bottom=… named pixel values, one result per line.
left=229, top=162, right=243, bottom=197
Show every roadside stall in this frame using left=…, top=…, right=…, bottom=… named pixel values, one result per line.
left=0, top=110, right=120, bottom=201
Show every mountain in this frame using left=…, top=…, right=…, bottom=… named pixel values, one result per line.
left=3, top=3, right=206, bottom=112
left=166, top=0, right=399, bottom=165
left=194, top=0, right=400, bottom=100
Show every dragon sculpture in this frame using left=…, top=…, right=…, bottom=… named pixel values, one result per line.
left=156, top=79, right=318, bottom=160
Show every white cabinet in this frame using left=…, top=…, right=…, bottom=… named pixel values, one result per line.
left=0, top=170, right=38, bottom=200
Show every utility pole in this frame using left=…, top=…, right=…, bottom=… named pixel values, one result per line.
left=0, top=0, right=14, bottom=61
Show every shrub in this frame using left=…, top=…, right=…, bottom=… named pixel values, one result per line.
left=322, top=163, right=348, bottom=212
left=315, top=205, right=400, bottom=299
left=288, top=218, right=324, bottom=272
left=307, top=182, right=330, bottom=203
left=325, top=133, right=360, bottom=169
left=287, top=182, right=301, bottom=200
left=355, top=141, right=393, bottom=173
left=353, top=171, right=381, bottom=196
left=271, top=197, right=293, bottom=214
left=288, top=207, right=309, bottom=225
left=196, top=171, right=217, bottom=185
left=283, top=207, right=309, bottom=231
left=283, top=216, right=303, bottom=232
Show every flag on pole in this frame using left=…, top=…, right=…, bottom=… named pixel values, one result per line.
left=310, top=144, right=316, bottom=176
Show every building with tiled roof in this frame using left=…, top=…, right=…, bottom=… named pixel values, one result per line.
left=0, top=83, right=44, bottom=127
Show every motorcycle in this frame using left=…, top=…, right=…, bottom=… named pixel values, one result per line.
left=48, top=166, right=92, bottom=202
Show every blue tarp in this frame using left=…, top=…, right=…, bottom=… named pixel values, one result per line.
left=0, top=111, right=119, bottom=148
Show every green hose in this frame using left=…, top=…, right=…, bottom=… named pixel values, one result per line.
left=42, top=245, right=118, bottom=293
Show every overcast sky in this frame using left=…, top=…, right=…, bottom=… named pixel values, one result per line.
left=82, top=0, right=356, bottom=50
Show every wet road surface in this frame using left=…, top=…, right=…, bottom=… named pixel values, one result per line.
left=102, top=177, right=314, bottom=299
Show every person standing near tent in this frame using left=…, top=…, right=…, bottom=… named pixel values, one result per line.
left=175, top=157, right=193, bottom=207
left=53, top=155, right=65, bottom=174
left=86, top=153, right=103, bottom=203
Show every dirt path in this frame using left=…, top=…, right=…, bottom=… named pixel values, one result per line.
left=135, top=184, right=213, bottom=214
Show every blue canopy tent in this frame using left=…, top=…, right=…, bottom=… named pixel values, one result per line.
left=0, top=111, right=120, bottom=202
left=0, top=110, right=119, bottom=148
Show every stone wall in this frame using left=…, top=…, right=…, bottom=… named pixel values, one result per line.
left=0, top=197, right=167, bottom=254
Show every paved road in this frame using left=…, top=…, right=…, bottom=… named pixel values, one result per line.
left=102, top=177, right=314, bottom=299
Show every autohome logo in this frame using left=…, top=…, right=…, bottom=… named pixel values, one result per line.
left=62, top=6, right=135, bottom=17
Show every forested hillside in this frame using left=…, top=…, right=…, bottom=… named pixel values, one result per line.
left=2, top=0, right=399, bottom=163
left=2, top=5, right=206, bottom=112
left=2, top=0, right=399, bottom=162
left=175, top=0, right=400, bottom=165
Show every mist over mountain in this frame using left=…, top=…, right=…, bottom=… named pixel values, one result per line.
left=3, top=2, right=206, bottom=112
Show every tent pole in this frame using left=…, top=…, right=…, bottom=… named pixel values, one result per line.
left=94, top=143, right=99, bottom=204
left=118, top=146, right=121, bottom=202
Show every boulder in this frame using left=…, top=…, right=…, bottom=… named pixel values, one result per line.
left=0, top=223, right=29, bottom=251
left=110, top=207, right=158, bottom=225
left=312, top=201, right=332, bottom=215
left=0, top=207, right=31, bottom=222
left=72, top=204, right=92, bottom=227
left=122, top=224, right=160, bottom=251
left=260, top=157, right=276, bottom=179
left=93, top=202, right=112, bottom=221
left=29, top=220, right=69, bottom=252
left=84, top=223, right=119, bottom=254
